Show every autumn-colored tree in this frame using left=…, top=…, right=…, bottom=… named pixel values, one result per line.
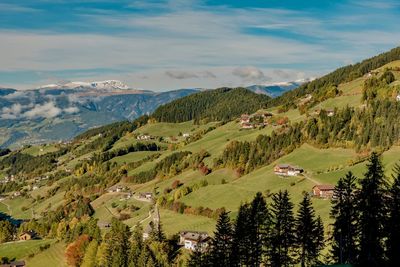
left=65, top=234, right=90, bottom=267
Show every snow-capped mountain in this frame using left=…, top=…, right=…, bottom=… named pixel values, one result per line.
left=38, top=80, right=131, bottom=90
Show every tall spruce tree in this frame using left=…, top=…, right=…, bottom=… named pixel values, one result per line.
left=386, top=163, right=400, bottom=266
left=209, top=211, right=234, bottom=267
left=232, top=203, right=252, bottom=266
left=106, top=218, right=131, bottom=267
left=295, top=194, right=324, bottom=267
left=330, top=171, right=358, bottom=264
left=357, top=152, right=387, bottom=266
left=249, top=192, right=271, bottom=266
left=267, top=190, right=296, bottom=267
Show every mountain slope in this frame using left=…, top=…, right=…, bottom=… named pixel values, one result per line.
left=270, top=46, right=400, bottom=109
left=0, top=88, right=197, bottom=148
left=152, top=87, right=270, bottom=123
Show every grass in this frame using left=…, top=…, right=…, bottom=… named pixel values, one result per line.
left=110, top=151, right=158, bottom=165
left=0, top=239, right=56, bottom=261
left=92, top=193, right=152, bottom=227
left=136, top=121, right=212, bottom=137
left=22, top=144, right=59, bottom=156
left=275, top=144, right=357, bottom=177
left=25, top=241, right=67, bottom=267
left=159, top=209, right=216, bottom=237
left=0, top=197, right=34, bottom=219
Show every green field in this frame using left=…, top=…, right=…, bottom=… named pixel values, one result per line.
left=160, top=209, right=216, bottom=237
left=0, top=197, right=34, bottom=219
left=25, top=241, right=67, bottom=267
left=136, top=121, right=214, bottom=137
left=92, top=192, right=152, bottom=227
left=22, top=144, right=59, bottom=156
left=0, top=239, right=56, bottom=261
left=110, top=151, right=158, bottom=165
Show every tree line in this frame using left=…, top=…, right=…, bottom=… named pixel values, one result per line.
left=152, top=88, right=270, bottom=123
left=217, top=99, right=400, bottom=174
left=269, top=46, right=400, bottom=111
left=190, top=152, right=400, bottom=267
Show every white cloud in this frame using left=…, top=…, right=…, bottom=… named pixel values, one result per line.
left=0, top=2, right=399, bottom=90
left=23, top=102, right=62, bottom=119
left=232, top=66, right=270, bottom=83
left=64, top=106, right=79, bottom=114
left=1, top=103, right=23, bottom=119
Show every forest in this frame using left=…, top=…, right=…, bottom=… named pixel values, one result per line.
left=152, top=87, right=270, bottom=123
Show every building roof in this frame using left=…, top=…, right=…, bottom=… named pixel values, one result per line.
left=276, top=164, right=290, bottom=168
left=313, top=184, right=335, bottom=191
left=0, top=261, right=26, bottom=267
left=180, top=231, right=209, bottom=242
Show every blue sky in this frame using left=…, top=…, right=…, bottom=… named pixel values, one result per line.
left=0, top=0, right=399, bottom=90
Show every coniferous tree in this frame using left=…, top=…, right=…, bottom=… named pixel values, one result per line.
left=295, top=194, right=324, bottom=267
left=357, top=152, right=387, bottom=266
left=106, top=218, right=131, bottom=267
left=209, top=211, right=234, bottom=267
left=267, top=190, right=296, bottom=267
left=386, top=163, right=400, bottom=266
left=249, top=192, right=271, bottom=266
left=129, top=224, right=144, bottom=266
left=232, top=203, right=252, bottom=266
left=330, top=171, right=358, bottom=264
left=188, top=243, right=207, bottom=267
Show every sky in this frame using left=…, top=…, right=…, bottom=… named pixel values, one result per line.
left=0, top=0, right=399, bottom=91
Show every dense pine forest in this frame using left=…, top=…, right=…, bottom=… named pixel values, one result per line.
left=152, top=88, right=270, bottom=123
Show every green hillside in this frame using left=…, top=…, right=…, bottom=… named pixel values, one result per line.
left=1, top=49, right=400, bottom=266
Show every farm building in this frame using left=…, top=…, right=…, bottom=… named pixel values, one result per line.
left=312, top=184, right=335, bottom=199
left=241, top=122, right=254, bottom=129
left=137, top=134, right=152, bottom=141
left=179, top=231, right=211, bottom=251
left=240, top=114, right=250, bottom=124
left=19, top=230, right=38, bottom=241
left=139, top=192, right=153, bottom=200
left=0, top=261, right=26, bottom=267
left=274, top=164, right=303, bottom=176
left=107, top=185, right=124, bottom=193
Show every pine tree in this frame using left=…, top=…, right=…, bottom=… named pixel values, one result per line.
left=232, top=203, right=252, bottom=266
left=249, top=192, right=271, bottom=266
left=188, top=244, right=207, bottom=267
left=209, top=211, right=234, bottom=267
left=357, top=152, right=387, bottom=266
left=267, top=190, right=296, bottom=267
left=129, top=224, right=144, bottom=266
left=330, top=171, right=358, bottom=264
left=386, top=163, right=400, bottom=266
left=106, top=218, right=131, bottom=267
left=295, top=194, right=324, bottom=267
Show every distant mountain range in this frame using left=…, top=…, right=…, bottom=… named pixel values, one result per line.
left=0, top=79, right=306, bottom=148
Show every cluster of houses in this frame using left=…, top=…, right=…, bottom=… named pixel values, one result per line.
left=136, top=134, right=154, bottom=141
left=274, top=164, right=304, bottom=177
left=313, top=108, right=335, bottom=117
left=240, top=113, right=273, bottom=129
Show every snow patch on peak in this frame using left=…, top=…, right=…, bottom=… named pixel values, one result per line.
left=90, top=80, right=130, bottom=90
left=37, top=80, right=131, bottom=90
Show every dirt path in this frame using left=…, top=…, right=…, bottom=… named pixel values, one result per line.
left=302, top=172, right=320, bottom=185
